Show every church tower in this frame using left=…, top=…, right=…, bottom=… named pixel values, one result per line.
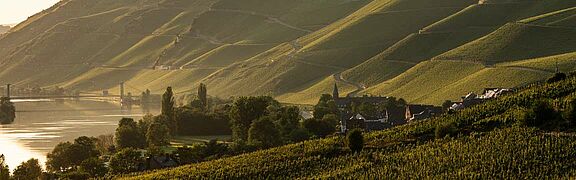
left=333, top=83, right=339, bottom=99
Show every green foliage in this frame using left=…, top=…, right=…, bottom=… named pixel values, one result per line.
left=346, top=129, right=364, bottom=153
left=198, top=83, right=208, bottom=111
left=109, top=148, right=143, bottom=175
left=0, top=155, right=8, bottom=180
left=442, top=100, right=453, bottom=112
left=303, top=117, right=337, bottom=138
left=313, top=94, right=339, bottom=119
left=174, top=107, right=231, bottom=136
left=248, top=117, right=282, bottom=148
left=268, top=106, right=301, bottom=142
left=548, top=72, right=567, bottom=83
left=78, top=158, right=107, bottom=178
left=12, top=158, right=42, bottom=180
left=229, top=96, right=278, bottom=141
left=0, top=97, right=15, bottom=124
left=122, top=70, right=576, bottom=179
left=435, top=122, right=457, bottom=139
left=46, top=136, right=100, bottom=173
left=115, top=118, right=146, bottom=149
left=146, top=120, right=171, bottom=147
left=174, top=146, right=203, bottom=165
left=520, top=99, right=559, bottom=127
left=162, top=87, right=177, bottom=135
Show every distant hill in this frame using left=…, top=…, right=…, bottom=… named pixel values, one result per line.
left=0, top=0, right=575, bottom=106
left=0, top=25, right=9, bottom=34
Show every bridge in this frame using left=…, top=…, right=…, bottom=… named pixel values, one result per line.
left=2, top=82, right=135, bottom=102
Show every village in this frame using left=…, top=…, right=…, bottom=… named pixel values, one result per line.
left=331, top=84, right=512, bottom=133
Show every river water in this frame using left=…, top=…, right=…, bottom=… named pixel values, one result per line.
left=0, top=99, right=160, bottom=170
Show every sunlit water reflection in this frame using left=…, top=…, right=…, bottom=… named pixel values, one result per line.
left=0, top=100, right=159, bottom=170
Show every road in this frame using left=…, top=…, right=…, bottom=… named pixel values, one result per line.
left=333, top=72, right=366, bottom=97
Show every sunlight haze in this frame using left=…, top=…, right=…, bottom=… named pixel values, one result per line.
left=0, top=0, right=60, bottom=25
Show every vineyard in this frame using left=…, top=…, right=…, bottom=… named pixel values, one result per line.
left=121, top=74, right=576, bottom=179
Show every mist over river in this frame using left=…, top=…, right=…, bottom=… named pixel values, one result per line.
left=0, top=99, right=160, bottom=170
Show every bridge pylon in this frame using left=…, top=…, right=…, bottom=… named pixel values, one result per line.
left=5, top=84, right=10, bottom=99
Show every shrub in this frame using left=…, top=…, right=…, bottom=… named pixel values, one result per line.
left=12, top=159, right=42, bottom=180
left=530, top=99, right=558, bottom=127
left=547, top=72, right=567, bottom=83
left=108, top=148, right=143, bottom=174
left=346, top=129, right=364, bottom=153
left=563, top=99, right=576, bottom=127
left=435, top=122, right=457, bottom=139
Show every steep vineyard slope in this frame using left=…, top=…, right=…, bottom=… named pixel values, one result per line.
left=123, top=72, right=576, bottom=179
left=364, top=6, right=576, bottom=105
left=343, top=0, right=576, bottom=86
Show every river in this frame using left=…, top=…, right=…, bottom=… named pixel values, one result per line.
left=0, top=99, right=160, bottom=170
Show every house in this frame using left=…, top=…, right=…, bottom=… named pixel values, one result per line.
left=333, top=84, right=392, bottom=133
left=449, top=88, right=512, bottom=111
left=340, top=113, right=391, bottom=133
left=405, top=105, right=443, bottom=122
left=153, top=65, right=171, bottom=70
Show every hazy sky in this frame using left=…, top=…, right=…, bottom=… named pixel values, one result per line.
left=0, top=0, right=60, bottom=25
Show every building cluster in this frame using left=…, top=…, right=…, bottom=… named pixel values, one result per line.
left=449, top=88, right=512, bottom=111
left=332, top=84, right=443, bottom=134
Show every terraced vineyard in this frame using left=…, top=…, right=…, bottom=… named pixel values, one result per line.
left=121, top=72, right=576, bottom=179
left=1, top=0, right=576, bottom=105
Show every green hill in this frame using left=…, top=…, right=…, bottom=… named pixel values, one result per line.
left=122, top=72, right=576, bottom=179
left=0, top=0, right=576, bottom=107
left=343, top=0, right=576, bottom=87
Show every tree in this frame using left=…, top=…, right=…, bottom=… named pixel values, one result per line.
left=435, top=122, right=457, bottom=139
left=174, top=108, right=231, bottom=136
left=146, top=120, right=171, bottom=147
left=313, top=94, right=338, bottom=119
left=12, top=158, right=42, bottom=180
left=198, top=83, right=208, bottom=111
left=248, top=117, right=282, bottom=148
left=355, top=103, right=379, bottom=117
left=115, top=118, right=146, bottom=149
left=0, top=97, right=15, bottom=124
left=442, top=100, right=453, bottom=112
left=46, top=142, right=73, bottom=172
left=67, top=136, right=100, bottom=166
left=46, top=136, right=100, bottom=173
left=547, top=72, right=567, bottom=83
left=0, top=155, right=9, bottom=180
left=174, top=146, right=203, bottom=165
left=202, top=139, right=229, bottom=158
left=347, top=129, right=364, bottom=153
left=303, top=117, right=336, bottom=138
left=524, top=99, right=558, bottom=127
left=229, top=96, right=278, bottom=141
left=271, top=106, right=300, bottom=141
left=108, top=148, right=143, bottom=174
left=78, top=158, right=107, bottom=178
left=162, top=87, right=177, bottom=135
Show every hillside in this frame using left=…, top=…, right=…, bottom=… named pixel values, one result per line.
left=123, top=73, right=576, bottom=179
left=360, top=3, right=576, bottom=105
left=0, top=25, right=9, bottom=34
left=0, top=0, right=575, bottom=106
